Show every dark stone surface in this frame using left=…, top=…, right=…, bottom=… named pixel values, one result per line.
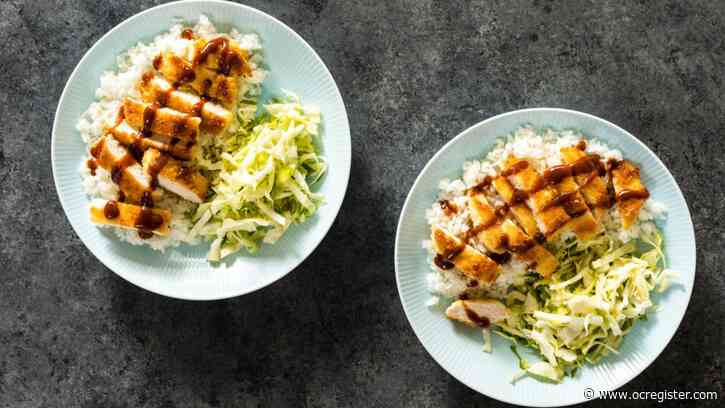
left=0, top=0, right=723, bottom=406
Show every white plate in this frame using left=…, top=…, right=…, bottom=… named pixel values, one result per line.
left=52, top=1, right=351, bottom=300
left=395, top=108, right=695, bottom=406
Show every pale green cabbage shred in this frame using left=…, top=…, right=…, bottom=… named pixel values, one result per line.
left=191, top=93, right=326, bottom=261
left=493, top=228, right=677, bottom=383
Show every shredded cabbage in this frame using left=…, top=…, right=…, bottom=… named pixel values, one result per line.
left=192, top=93, right=326, bottom=260
left=497, top=228, right=673, bottom=383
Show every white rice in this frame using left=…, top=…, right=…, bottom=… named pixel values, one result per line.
left=424, top=127, right=667, bottom=300
left=77, top=16, right=267, bottom=250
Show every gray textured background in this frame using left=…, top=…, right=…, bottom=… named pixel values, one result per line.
left=0, top=0, right=723, bottom=407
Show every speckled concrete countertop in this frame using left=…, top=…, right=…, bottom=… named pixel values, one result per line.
left=0, top=1, right=722, bottom=406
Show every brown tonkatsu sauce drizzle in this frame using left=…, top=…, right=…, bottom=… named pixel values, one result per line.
left=533, top=232, right=546, bottom=244
left=180, top=28, right=194, bottom=40
left=524, top=156, right=603, bottom=197
left=572, top=154, right=607, bottom=177
left=500, top=160, right=529, bottom=177
left=469, top=176, right=493, bottom=194
left=196, top=37, right=226, bottom=65
left=140, top=103, right=159, bottom=138
left=200, top=79, right=213, bottom=97
left=433, top=234, right=466, bottom=269
left=487, top=251, right=511, bottom=265
left=463, top=223, right=488, bottom=243
left=466, top=280, right=479, bottom=288
left=141, top=72, right=154, bottom=86
left=220, top=52, right=242, bottom=77
left=542, top=165, right=572, bottom=185
left=103, top=200, right=120, bottom=219
left=90, top=139, right=104, bottom=159
left=135, top=191, right=164, bottom=239
left=494, top=204, right=509, bottom=218
left=86, top=159, right=97, bottom=176
left=434, top=254, right=455, bottom=270
left=110, top=154, right=136, bottom=184
left=496, top=233, right=536, bottom=254
left=511, top=188, right=528, bottom=204
left=499, top=234, right=510, bottom=252
left=152, top=55, right=163, bottom=70
left=110, top=167, right=123, bottom=184
left=462, top=303, right=491, bottom=328
left=128, top=140, right=144, bottom=162
left=616, top=189, right=650, bottom=201
left=117, top=190, right=126, bottom=203
left=561, top=198, right=588, bottom=218
left=541, top=190, right=578, bottom=212
left=175, top=66, right=196, bottom=87
left=607, top=158, right=623, bottom=171
left=439, top=200, right=458, bottom=216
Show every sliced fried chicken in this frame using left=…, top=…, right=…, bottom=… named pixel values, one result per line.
left=142, top=148, right=209, bottom=203
left=445, top=299, right=510, bottom=328
left=431, top=225, right=500, bottom=283
left=89, top=199, right=171, bottom=236
left=611, top=160, right=650, bottom=229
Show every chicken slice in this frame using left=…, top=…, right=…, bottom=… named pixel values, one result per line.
left=445, top=299, right=510, bottom=328
left=502, top=157, right=570, bottom=239
left=499, top=220, right=558, bottom=278
left=611, top=160, right=650, bottom=229
left=542, top=165, right=601, bottom=241
left=560, top=145, right=611, bottom=220
left=89, top=198, right=171, bottom=236
left=142, top=149, right=209, bottom=203
left=122, top=98, right=200, bottom=142
left=467, top=191, right=507, bottom=253
left=108, top=120, right=193, bottom=161
left=192, top=37, right=252, bottom=77
left=138, top=74, right=233, bottom=134
left=90, top=135, right=154, bottom=204
left=491, top=176, right=540, bottom=237
left=431, top=225, right=499, bottom=283
left=153, top=52, right=240, bottom=108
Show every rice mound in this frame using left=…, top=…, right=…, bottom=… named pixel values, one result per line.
left=76, top=16, right=266, bottom=251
